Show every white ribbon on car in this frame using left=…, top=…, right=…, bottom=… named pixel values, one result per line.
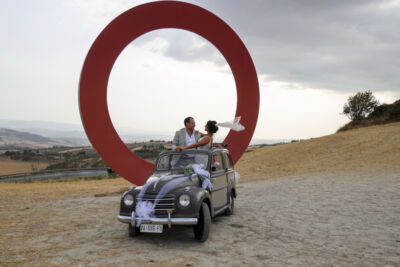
left=234, top=171, right=240, bottom=183
left=192, top=164, right=213, bottom=190
left=135, top=164, right=211, bottom=226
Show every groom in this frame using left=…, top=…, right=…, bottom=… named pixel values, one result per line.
left=172, top=116, right=201, bottom=151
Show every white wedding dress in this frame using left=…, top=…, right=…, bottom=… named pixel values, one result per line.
left=195, top=136, right=211, bottom=168
left=196, top=136, right=211, bottom=151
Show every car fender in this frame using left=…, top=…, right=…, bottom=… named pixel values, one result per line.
left=190, top=187, right=214, bottom=218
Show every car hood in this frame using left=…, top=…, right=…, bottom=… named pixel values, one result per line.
left=140, top=172, right=200, bottom=195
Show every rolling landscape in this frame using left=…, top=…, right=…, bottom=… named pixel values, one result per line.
left=0, top=121, right=399, bottom=265
left=1, top=121, right=399, bottom=179
left=0, top=120, right=291, bottom=177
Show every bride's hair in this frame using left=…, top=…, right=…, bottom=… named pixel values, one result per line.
left=207, top=120, right=219, bottom=134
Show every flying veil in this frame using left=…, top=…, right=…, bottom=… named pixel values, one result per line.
left=216, top=116, right=245, bottom=131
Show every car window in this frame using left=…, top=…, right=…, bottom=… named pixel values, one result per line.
left=212, top=153, right=224, bottom=172
left=156, top=154, right=170, bottom=171
left=223, top=152, right=233, bottom=170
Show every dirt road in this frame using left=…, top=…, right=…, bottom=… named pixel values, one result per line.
left=1, top=172, right=399, bottom=266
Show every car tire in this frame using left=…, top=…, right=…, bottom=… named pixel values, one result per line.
left=193, top=202, right=211, bottom=242
left=224, top=192, right=234, bottom=216
left=128, top=223, right=140, bottom=237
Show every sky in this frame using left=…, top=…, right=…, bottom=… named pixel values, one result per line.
left=1, top=0, right=399, bottom=141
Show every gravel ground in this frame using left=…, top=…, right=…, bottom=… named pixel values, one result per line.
left=1, top=172, right=399, bottom=266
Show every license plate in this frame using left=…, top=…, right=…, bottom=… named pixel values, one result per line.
left=140, top=224, right=163, bottom=233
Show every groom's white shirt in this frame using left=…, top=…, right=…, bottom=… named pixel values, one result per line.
left=185, top=131, right=196, bottom=146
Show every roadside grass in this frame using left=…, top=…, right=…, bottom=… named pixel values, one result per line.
left=14, top=174, right=120, bottom=184
left=0, top=159, right=49, bottom=175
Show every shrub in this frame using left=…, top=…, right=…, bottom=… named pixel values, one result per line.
left=338, top=97, right=400, bottom=132
left=342, top=90, right=379, bottom=121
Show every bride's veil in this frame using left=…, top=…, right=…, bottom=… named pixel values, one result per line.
left=216, top=116, right=245, bottom=132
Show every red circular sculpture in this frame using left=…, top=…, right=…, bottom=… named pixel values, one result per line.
left=79, top=1, right=259, bottom=185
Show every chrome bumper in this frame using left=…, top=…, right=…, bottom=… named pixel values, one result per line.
left=118, top=211, right=198, bottom=227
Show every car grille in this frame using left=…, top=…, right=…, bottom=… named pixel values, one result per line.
left=136, top=194, right=175, bottom=216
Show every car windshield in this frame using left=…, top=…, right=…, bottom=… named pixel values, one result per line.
left=156, top=151, right=209, bottom=172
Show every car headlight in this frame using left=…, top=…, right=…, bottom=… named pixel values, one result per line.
left=123, top=194, right=134, bottom=206
left=179, top=194, right=190, bottom=207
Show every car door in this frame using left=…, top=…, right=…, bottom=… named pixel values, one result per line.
left=222, top=151, right=235, bottom=193
left=210, top=151, right=228, bottom=210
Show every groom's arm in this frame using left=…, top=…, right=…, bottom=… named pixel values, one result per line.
left=194, top=130, right=203, bottom=140
left=171, top=130, right=180, bottom=150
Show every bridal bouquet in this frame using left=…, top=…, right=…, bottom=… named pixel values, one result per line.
left=183, top=164, right=195, bottom=177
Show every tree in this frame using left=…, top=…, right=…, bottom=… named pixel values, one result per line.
left=342, top=90, right=379, bottom=121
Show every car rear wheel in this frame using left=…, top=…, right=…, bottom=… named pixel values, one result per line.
left=225, top=192, right=234, bottom=216
left=128, top=223, right=140, bottom=237
left=193, top=202, right=211, bottom=242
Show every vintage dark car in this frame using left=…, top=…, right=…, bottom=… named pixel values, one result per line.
left=118, top=148, right=237, bottom=242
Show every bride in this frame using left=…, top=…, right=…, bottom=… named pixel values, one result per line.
left=176, top=120, right=218, bottom=151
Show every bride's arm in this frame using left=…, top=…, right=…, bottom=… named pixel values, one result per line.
left=181, top=136, right=210, bottom=150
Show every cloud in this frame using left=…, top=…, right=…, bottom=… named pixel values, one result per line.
left=116, top=0, right=400, bottom=95
left=2, top=0, right=398, bottom=139
left=215, top=0, right=400, bottom=94
left=54, top=0, right=400, bottom=95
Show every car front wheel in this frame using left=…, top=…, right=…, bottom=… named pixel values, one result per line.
left=193, top=202, right=211, bottom=242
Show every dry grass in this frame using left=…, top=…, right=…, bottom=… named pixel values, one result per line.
left=0, top=159, right=49, bottom=175
left=1, top=122, right=398, bottom=201
left=0, top=178, right=131, bottom=266
left=0, top=178, right=131, bottom=204
left=236, top=121, right=400, bottom=183
left=2, top=122, right=399, bottom=195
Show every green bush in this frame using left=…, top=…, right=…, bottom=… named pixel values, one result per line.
left=342, top=91, right=379, bottom=121
left=338, top=98, right=400, bottom=132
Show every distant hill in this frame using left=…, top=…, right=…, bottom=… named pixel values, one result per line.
left=0, top=120, right=89, bottom=146
left=0, top=128, right=75, bottom=148
left=236, top=122, right=400, bottom=182
left=0, top=119, right=173, bottom=145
